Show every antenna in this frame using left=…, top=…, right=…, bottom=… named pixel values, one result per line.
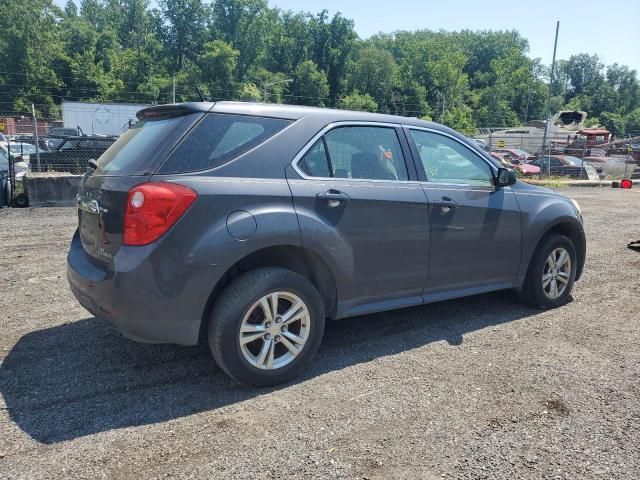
left=195, top=86, right=205, bottom=102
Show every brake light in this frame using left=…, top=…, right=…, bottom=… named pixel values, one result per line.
left=123, top=182, right=197, bottom=246
left=620, top=179, right=632, bottom=189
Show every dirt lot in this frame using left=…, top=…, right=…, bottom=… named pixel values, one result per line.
left=1, top=187, right=639, bottom=479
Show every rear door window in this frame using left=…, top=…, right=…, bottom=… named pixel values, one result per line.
left=298, top=125, right=408, bottom=181
left=158, top=113, right=291, bottom=174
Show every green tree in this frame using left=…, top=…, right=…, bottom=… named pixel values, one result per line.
left=238, top=82, right=261, bottom=101
left=600, top=111, right=626, bottom=136
left=198, top=40, right=239, bottom=98
left=290, top=60, right=329, bottom=106
left=157, top=0, right=207, bottom=72
left=562, top=54, right=605, bottom=97
left=338, top=91, right=378, bottom=112
left=348, top=46, right=397, bottom=112
left=624, top=108, right=640, bottom=135
left=211, top=0, right=270, bottom=80
left=0, top=0, right=64, bottom=116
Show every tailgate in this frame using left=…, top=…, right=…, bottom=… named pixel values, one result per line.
left=77, top=175, right=147, bottom=264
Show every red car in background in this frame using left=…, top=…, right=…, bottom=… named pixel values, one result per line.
left=490, top=151, right=540, bottom=176
left=492, top=148, right=536, bottom=162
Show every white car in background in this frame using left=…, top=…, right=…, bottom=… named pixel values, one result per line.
left=0, top=142, right=35, bottom=180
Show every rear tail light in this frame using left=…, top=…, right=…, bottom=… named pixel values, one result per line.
left=620, top=179, right=632, bottom=189
left=123, top=182, right=197, bottom=246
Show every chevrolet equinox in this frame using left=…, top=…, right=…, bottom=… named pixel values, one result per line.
left=68, top=102, right=586, bottom=386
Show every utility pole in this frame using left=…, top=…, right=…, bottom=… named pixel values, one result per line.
left=32, top=104, right=40, bottom=172
left=539, top=21, right=560, bottom=179
left=172, top=75, right=176, bottom=103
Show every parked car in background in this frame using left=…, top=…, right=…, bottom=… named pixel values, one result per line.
left=12, top=134, right=61, bottom=152
left=490, top=151, right=540, bottom=176
left=530, top=155, right=598, bottom=179
left=0, top=146, right=8, bottom=172
left=491, top=148, right=535, bottom=162
left=48, top=126, right=83, bottom=137
left=68, top=101, right=586, bottom=387
left=38, top=135, right=117, bottom=173
left=0, top=142, right=32, bottom=180
left=1, top=141, right=37, bottom=159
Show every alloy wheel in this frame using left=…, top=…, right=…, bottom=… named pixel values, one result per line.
left=542, top=247, right=572, bottom=299
left=239, top=291, right=311, bottom=370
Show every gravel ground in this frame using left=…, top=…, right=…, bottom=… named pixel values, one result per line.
left=1, top=187, right=639, bottom=479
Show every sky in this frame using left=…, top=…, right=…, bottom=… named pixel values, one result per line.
left=56, top=0, right=640, bottom=72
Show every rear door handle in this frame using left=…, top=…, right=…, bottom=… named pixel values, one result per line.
left=316, top=190, right=350, bottom=207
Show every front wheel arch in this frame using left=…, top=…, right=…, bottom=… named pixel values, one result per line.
left=538, top=221, right=585, bottom=280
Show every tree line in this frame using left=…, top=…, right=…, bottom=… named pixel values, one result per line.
left=1, top=0, right=639, bottom=135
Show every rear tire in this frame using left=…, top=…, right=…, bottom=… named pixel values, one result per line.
left=518, top=233, right=577, bottom=309
left=208, top=267, right=325, bottom=387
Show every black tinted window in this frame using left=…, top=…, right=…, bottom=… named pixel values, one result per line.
left=95, top=113, right=201, bottom=175
left=159, top=113, right=291, bottom=174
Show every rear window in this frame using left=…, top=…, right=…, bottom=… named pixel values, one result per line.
left=94, top=113, right=201, bottom=176
left=158, top=113, right=291, bottom=174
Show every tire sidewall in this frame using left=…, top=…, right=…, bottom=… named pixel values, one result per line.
left=209, top=268, right=325, bottom=386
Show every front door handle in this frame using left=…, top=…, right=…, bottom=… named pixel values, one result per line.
left=317, top=190, right=350, bottom=207
left=432, top=197, right=457, bottom=213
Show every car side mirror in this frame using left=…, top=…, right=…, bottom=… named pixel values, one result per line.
left=496, top=167, right=517, bottom=187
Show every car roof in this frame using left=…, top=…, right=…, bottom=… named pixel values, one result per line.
left=138, top=101, right=455, bottom=133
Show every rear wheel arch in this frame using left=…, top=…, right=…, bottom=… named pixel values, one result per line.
left=199, top=245, right=337, bottom=341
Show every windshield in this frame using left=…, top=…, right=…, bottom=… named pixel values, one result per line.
left=93, top=113, right=202, bottom=176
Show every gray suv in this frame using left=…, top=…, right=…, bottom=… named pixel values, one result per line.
left=68, top=102, right=586, bottom=386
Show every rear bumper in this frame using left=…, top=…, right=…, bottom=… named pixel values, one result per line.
left=67, top=230, right=215, bottom=345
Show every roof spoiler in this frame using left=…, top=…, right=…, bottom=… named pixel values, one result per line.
left=137, top=102, right=216, bottom=120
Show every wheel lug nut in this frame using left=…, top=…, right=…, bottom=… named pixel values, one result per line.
left=275, top=316, right=282, bottom=324
left=274, top=335, right=281, bottom=343
left=264, top=333, right=271, bottom=340
left=265, top=321, right=271, bottom=328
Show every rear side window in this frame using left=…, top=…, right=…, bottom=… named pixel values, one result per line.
left=95, top=113, right=201, bottom=175
left=298, top=140, right=331, bottom=177
left=159, top=113, right=291, bottom=174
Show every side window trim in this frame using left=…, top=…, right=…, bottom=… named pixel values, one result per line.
left=321, top=135, right=335, bottom=178
left=292, top=121, right=415, bottom=182
left=405, top=126, right=498, bottom=187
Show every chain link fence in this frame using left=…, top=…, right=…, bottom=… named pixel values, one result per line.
left=1, top=103, right=147, bottom=206
left=471, top=127, right=640, bottom=181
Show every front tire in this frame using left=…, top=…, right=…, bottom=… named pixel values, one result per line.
left=208, top=267, right=325, bottom=387
left=518, top=233, right=577, bottom=309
